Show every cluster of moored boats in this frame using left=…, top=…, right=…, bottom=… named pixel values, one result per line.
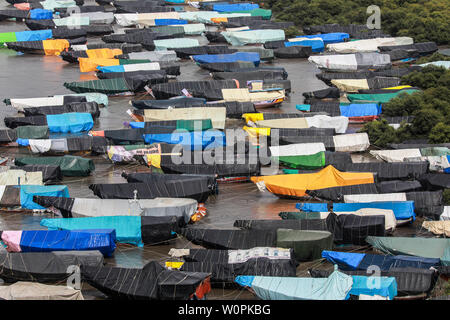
left=0, top=0, right=449, bottom=301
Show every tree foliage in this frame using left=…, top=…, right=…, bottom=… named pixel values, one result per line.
left=360, top=66, right=450, bottom=147
left=264, top=0, right=450, bottom=45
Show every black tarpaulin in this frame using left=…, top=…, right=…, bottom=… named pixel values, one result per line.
left=0, top=129, right=17, bottom=144
left=332, top=162, right=429, bottom=180
left=211, top=70, right=287, bottom=81
left=10, top=165, right=62, bottom=183
left=132, top=97, right=205, bottom=109
left=33, top=196, right=75, bottom=218
left=378, top=42, right=438, bottom=55
left=174, top=45, right=236, bottom=59
left=376, top=180, right=422, bottom=193
left=0, top=251, right=104, bottom=283
left=406, top=191, right=443, bottom=219
left=23, top=102, right=100, bottom=119
left=274, top=46, right=312, bottom=59
left=180, top=258, right=297, bottom=288
left=51, top=27, right=87, bottom=39
left=103, top=128, right=145, bottom=144
left=151, top=80, right=238, bottom=100
left=274, top=127, right=336, bottom=137
left=0, top=186, right=20, bottom=207
left=204, top=31, right=227, bottom=43
left=140, top=216, right=182, bottom=244
left=198, top=62, right=256, bottom=72
left=419, top=174, right=450, bottom=190
left=66, top=136, right=108, bottom=153
left=115, top=6, right=174, bottom=13
left=303, top=87, right=340, bottom=99
left=388, top=143, right=450, bottom=149
left=4, top=115, right=47, bottom=129
left=316, top=68, right=415, bottom=85
left=306, top=184, right=379, bottom=202
left=81, top=261, right=210, bottom=300
left=181, top=228, right=277, bottom=250
left=278, top=136, right=335, bottom=149
left=89, top=177, right=213, bottom=203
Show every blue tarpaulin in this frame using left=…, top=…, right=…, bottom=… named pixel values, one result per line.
left=296, top=33, right=349, bottom=45
left=46, top=113, right=94, bottom=133
left=143, top=130, right=226, bottom=150
left=154, top=19, right=188, bottom=25
left=41, top=216, right=143, bottom=246
left=349, top=275, right=397, bottom=300
left=192, top=52, right=260, bottom=66
left=339, top=103, right=382, bottom=117
left=97, top=65, right=127, bottom=73
left=295, top=203, right=328, bottom=212
left=445, top=156, right=450, bottom=173
left=285, top=39, right=324, bottom=52
left=15, top=29, right=53, bottom=42
left=30, top=9, right=53, bottom=20
left=19, top=229, right=116, bottom=256
left=213, top=3, right=259, bottom=12
left=333, top=201, right=415, bottom=221
left=20, top=185, right=69, bottom=210
left=322, top=251, right=366, bottom=270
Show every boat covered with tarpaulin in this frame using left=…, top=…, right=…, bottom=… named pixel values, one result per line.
left=192, top=52, right=260, bottom=66
left=4, top=113, right=94, bottom=133
left=327, top=37, right=413, bottom=53
left=0, top=282, right=84, bottom=300
left=1, top=229, right=116, bottom=256
left=81, top=261, right=211, bottom=300
left=5, top=39, right=73, bottom=55
left=142, top=107, right=226, bottom=129
left=309, top=53, right=391, bottom=72
left=15, top=155, right=94, bottom=176
left=221, top=29, right=285, bottom=46
left=150, top=80, right=238, bottom=100
left=296, top=101, right=382, bottom=121
left=4, top=93, right=108, bottom=110
left=40, top=216, right=182, bottom=246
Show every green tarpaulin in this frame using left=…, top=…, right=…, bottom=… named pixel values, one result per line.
left=276, top=229, right=333, bottom=261
left=347, top=89, right=419, bottom=103
left=15, top=155, right=95, bottom=176
left=229, top=9, right=272, bottom=19
left=420, top=147, right=450, bottom=156
left=279, top=212, right=323, bottom=220
left=0, top=32, right=17, bottom=46
left=16, top=126, right=49, bottom=139
left=276, top=152, right=326, bottom=169
left=176, top=119, right=212, bottom=131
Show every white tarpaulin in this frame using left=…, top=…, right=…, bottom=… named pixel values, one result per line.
left=221, top=29, right=285, bottom=46
left=71, top=12, right=114, bottom=24
left=269, top=143, right=326, bottom=157
left=153, top=38, right=200, bottom=51
left=0, top=170, right=43, bottom=185
left=334, top=208, right=397, bottom=231
left=222, top=88, right=285, bottom=103
left=370, top=149, right=422, bottom=162
left=181, top=23, right=206, bottom=35
left=255, top=118, right=308, bottom=129
left=344, top=193, right=407, bottom=203
left=309, top=54, right=358, bottom=71
left=10, top=96, right=65, bottom=111
left=114, top=13, right=180, bottom=26
left=121, top=63, right=160, bottom=72
left=327, top=37, right=414, bottom=53
left=306, top=115, right=349, bottom=134
left=421, top=156, right=450, bottom=172
left=422, top=221, right=450, bottom=237
left=333, top=133, right=370, bottom=152
left=70, top=197, right=197, bottom=223
left=0, top=282, right=84, bottom=300
left=227, top=247, right=292, bottom=264
left=126, top=51, right=178, bottom=62
left=441, top=207, right=450, bottom=221
left=144, top=107, right=226, bottom=129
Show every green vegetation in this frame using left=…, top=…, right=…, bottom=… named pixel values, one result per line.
left=444, top=189, right=450, bottom=206
left=263, top=0, right=450, bottom=45
left=415, top=53, right=450, bottom=65
left=360, top=66, right=450, bottom=147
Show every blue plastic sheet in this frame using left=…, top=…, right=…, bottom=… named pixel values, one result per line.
left=97, top=65, right=126, bottom=73
left=213, top=3, right=259, bottom=12
left=322, top=251, right=366, bottom=270
left=339, top=103, right=382, bottom=117
left=285, top=39, right=324, bottom=52
left=29, top=9, right=53, bottom=20
left=295, top=203, right=328, bottom=212
left=444, top=156, right=450, bottom=174
left=46, top=113, right=94, bottom=133
left=20, top=185, right=70, bottom=210
left=333, top=201, right=415, bottom=221
left=349, top=276, right=397, bottom=300
left=154, top=19, right=188, bottom=25
left=143, top=130, right=226, bottom=150
left=192, top=52, right=260, bottom=66
left=19, top=229, right=116, bottom=256
left=296, top=33, right=349, bottom=45
left=41, top=216, right=143, bottom=247
left=15, top=30, right=53, bottom=42
left=16, top=138, right=30, bottom=146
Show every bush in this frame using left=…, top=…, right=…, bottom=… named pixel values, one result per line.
left=443, top=189, right=450, bottom=205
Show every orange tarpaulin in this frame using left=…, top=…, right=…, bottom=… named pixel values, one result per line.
left=86, top=48, right=123, bottom=59
left=211, top=17, right=228, bottom=24
left=78, top=58, right=120, bottom=72
left=251, top=165, right=374, bottom=198
left=42, top=39, right=70, bottom=56
left=89, top=130, right=105, bottom=137
left=14, top=3, right=31, bottom=10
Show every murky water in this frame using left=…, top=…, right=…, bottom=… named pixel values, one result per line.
left=0, top=1, right=435, bottom=300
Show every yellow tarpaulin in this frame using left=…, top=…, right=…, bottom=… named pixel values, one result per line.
left=165, top=261, right=184, bottom=269
left=86, top=48, right=123, bottom=59
left=243, top=126, right=270, bottom=137
left=78, top=58, right=120, bottom=72
left=145, top=154, right=161, bottom=168
left=211, top=17, right=228, bottom=23
left=42, top=39, right=70, bottom=56
left=222, top=88, right=285, bottom=103
left=242, top=113, right=264, bottom=124
left=251, top=165, right=374, bottom=198
left=384, top=85, right=412, bottom=90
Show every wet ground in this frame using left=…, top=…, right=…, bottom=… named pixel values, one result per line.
left=0, top=1, right=446, bottom=300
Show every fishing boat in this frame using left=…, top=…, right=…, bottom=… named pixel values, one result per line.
left=40, top=216, right=182, bottom=246
left=166, top=247, right=297, bottom=288
left=81, top=261, right=211, bottom=300
left=1, top=229, right=116, bottom=256
left=0, top=282, right=84, bottom=300
left=0, top=250, right=104, bottom=283
left=251, top=165, right=374, bottom=198
left=235, top=265, right=397, bottom=300
left=15, top=155, right=94, bottom=177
